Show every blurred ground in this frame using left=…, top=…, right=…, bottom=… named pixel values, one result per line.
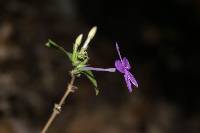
left=0, top=0, right=199, bottom=133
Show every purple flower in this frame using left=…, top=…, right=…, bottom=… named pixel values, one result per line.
left=115, top=43, right=138, bottom=92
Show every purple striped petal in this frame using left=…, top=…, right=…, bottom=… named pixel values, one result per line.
left=115, top=60, right=125, bottom=73
left=124, top=73, right=132, bottom=92
left=122, top=57, right=131, bottom=70
left=127, top=71, right=138, bottom=88
left=115, top=43, right=123, bottom=62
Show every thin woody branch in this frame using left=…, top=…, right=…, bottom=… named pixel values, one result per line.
left=41, top=73, right=76, bottom=133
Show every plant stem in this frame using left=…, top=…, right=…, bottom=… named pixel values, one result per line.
left=41, top=73, right=76, bottom=133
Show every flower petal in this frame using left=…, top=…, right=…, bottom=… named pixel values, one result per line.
left=115, top=43, right=123, bottom=62
left=127, top=71, right=138, bottom=88
left=123, top=57, right=131, bottom=69
left=124, top=73, right=132, bottom=92
left=115, top=60, right=125, bottom=73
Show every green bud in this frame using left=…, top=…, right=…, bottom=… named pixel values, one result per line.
left=45, top=41, right=55, bottom=48
left=45, top=42, right=51, bottom=47
left=72, top=34, right=83, bottom=63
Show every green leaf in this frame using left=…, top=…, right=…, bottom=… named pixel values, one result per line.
left=76, top=58, right=88, bottom=68
left=46, top=39, right=72, bottom=61
left=81, top=70, right=99, bottom=95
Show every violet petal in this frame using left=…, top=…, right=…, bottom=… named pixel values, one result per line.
left=115, top=60, right=125, bottom=73
left=122, top=57, right=131, bottom=69
left=115, top=43, right=123, bottom=62
left=124, top=73, right=132, bottom=92
left=127, top=71, right=138, bottom=88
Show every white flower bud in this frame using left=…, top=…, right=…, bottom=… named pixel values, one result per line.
left=75, top=34, right=83, bottom=46
left=88, top=26, right=97, bottom=40
left=82, top=26, right=97, bottom=49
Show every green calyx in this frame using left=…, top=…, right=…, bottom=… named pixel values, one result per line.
left=45, top=26, right=99, bottom=95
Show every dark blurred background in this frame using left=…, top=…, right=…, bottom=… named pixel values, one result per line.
left=0, top=0, right=199, bottom=133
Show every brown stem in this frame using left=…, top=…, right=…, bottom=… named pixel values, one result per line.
left=41, top=74, right=76, bottom=133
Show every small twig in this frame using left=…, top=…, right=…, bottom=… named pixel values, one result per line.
left=41, top=73, right=76, bottom=133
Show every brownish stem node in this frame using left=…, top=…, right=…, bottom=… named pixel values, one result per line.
left=41, top=74, right=75, bottom=133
